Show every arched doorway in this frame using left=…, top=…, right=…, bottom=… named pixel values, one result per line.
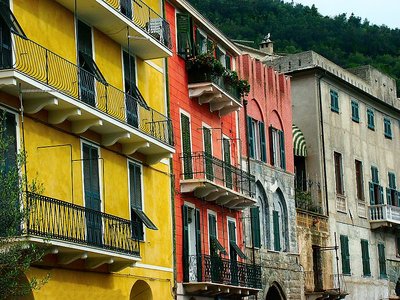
left=265, top=282, right=286, bottom=300
left=130, top=280, right=152, bottom=300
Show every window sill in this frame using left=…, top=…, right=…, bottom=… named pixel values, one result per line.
left=352, top=118, right=360, bottom=123
left=384, top=135, right=393, bottom=140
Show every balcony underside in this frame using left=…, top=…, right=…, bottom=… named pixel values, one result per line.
left=22, top=235, right=139, bottom=272
left=369, top=220, right=400, bottom=230
left=53, top=0, right=172, bottom=60
left=180, top=179, right=256, bottom=209
left=183, top=282, right=259, bottom=297
left=188, top=82, right=242, bottom=116
left=0, top=70, right=173, bottom=164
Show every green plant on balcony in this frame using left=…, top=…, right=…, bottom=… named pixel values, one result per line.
left=223, top=70, right=251, bottom=97
left=295, top=188, right=322, bottom=214
left=186, top=53, right=225, bottom=76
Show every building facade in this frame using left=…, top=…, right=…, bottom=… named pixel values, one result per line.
left=269, top=51, right=400, bottom=299
left=236, top=53, right=303, bottom=300
left=0, top=0, right=175, bottom=298
left=166, top=0, right=262, bottom=299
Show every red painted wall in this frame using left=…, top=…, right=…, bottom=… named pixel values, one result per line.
left=237, top=54, right=294, bottom=174
left=166, top=2, right=245, bottom=283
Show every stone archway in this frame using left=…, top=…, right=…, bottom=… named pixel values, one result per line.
left=130, top=280, right=152, bottom=300
left=265, top=282, right=286, bottom=300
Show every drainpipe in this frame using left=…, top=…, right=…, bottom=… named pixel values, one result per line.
left=317, top=73, right=329, bottom=217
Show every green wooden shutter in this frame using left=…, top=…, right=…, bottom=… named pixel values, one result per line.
left=372, top=166, right=379, bottom=183
left=279, top=130, right=286, bottom=169
left=273, top=210, right=280, bottom=251
left=203, top=127, right=213, bottom=180
left=225, top=55, right=231, bottom=70
left=340, top=235, right=351, bottom=275
left=181, top=114, right=193, bottom=179
left=379, top=186, right=384, bottom=204
left=269, top=126, right=275, bottom=166
left=259, top=122, right=267, bottom=162
left=369, top=182, right=375, bottom=205
left=247, top=116, right=255, bottom=158
left=182, top=205, right=189, bottom=282
left=361, top=239, right=370, bottom=276
left=208, top=214, right=217, bottom=255
left=250, top=207, right=261, bottom=248
left=129, top=163, right=144, bottom=240
left=387, top=187, right=392, bottom=206
left=195, top=209, right=202, bottom=280
left=216, top=47, right=223, bottom=61
left=176, top=13, right=193, bottom=56
left=378, top=243, right=387, bottom=277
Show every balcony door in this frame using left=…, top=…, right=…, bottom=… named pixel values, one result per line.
left=77, top=20, right=96, bottom=106
left=228, top=220, right=238, bottom=285
left=223, top=137, right=232, bottom=189
left=0, top=4, right=12, bottom=69
left=82, top=143, right=102, bottom=246
left=123, top=51, right=138, bottom=127
left=203, top=126, right=213, bottom=180
left=182, top=205, right=201, bottom=282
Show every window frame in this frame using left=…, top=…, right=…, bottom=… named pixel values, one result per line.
left=377, top=243, right=387, bottom=278
left=355, top=159, right=364, bottom=201
left=360, top=239, right=371, bottom=277
left=367, top=108, right=375, bottom=130
left=384, top=117, right=392, bottom=139
left=330, top=89, right=339, bottom=113
left=351, top=100, right=360, bottom=123
left=340, top=234, right=351, bottom=275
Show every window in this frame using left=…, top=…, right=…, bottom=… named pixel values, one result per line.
left=270, top=127, right=285, bottom=169
left=272, top=192, right=287, bottom=252
left=330, top=89, right=339, bottom=113
left=182, top=205, right=201, bottom=282
left=129, top=162, right=157, bottom=241
left=351, top=100, right=359, bottom=122
left=367, top=108, right=375, bottom=130
left=203, top=126, right=213, bottom=180
left=384, top=117, right=392, bottom=139
left=386, top=172, right=398, bottom=206
left=340, top=235, right=351, bottom=275
left=208, top=213, right=226, bottom=255
left=360, top=239, right=371, bottom=276
left=0, top=1, right=26, bottom=38
left=250, top=207, right=261, bottom=248
left=334, top=152, right=344, bottom=195
left=369, top=166, right=384, bottom=205
left=247, top=116, right=266, bottom=162
left=355, top=160, right=364, bottom=201
left=225, top=54, right=231, bottom=70
left=181, top=113, right=192, bottom=179
left=378, top=243, right=387, bottom=278
left=195, top=28, right=207, bottom=54
left=176, top=13, right=193, bottom=57
left=222, top=137, right=232, bottom=189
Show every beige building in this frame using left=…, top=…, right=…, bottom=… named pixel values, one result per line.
left=268, top=51, right=400, bottom=299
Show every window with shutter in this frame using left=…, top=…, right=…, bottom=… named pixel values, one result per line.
left=340, top=235, right=351, bottom=275
left=330, top=90, right=339, bottom=113
left=203, top=127, right=213, bottom=180
left=355, top=160, right=364, bottom=201
left=195, top=209, right=202, bottom=280
left=195, top=28, right=207, bottom=54
left=182, top=205, right=189, bottom=282
left=0, top=1, right=15, bottom=69
left=378, top=243, right=387, bottom=278
left=225, top=55, right=231, bottom=70
left=351, top=100, right=359, bottom=122
left=251, top=207, right=261, bottom=248
left=279, top=130, right=286, bottom=169
left=334, top=152, right=344, bottom=195
left=384, top=117, right=392, bottom=139
left=120, top=0, right=133, bottom=19
left=247, top=116, right=255, bottom=158
left=367, top=108, right=375, bottom=130
left=176, top=13, right=193, bottom=57
left=223, top=138, right=232, bottom=189
left=273, top=210, right=281, bottom=251
left=181, top=113, right=193, bottom=179
left=361, top=239, right=371, bottom=276
left=259, top=122, right=266, bottom=162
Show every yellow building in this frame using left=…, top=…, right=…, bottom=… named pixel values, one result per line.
left=0, top=0, right=174, bottom=298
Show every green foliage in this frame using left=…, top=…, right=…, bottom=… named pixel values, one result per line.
left=186, top=53, right=225, bottom=76
left=188, top=0, right=400, bottom=95
left=223, top=70, right=250, bottom=97
left=0, top=113, right=47, bottom=299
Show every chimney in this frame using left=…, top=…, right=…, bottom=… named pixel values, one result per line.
left=259, top=33, right=273, bottom=55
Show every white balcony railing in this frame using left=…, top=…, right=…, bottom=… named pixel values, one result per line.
left=369, top=204, right=400, bottom=225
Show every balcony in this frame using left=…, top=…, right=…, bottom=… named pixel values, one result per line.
left=180, top=152, right=256, bottom=209
left=369, top=204, right=400, bottom=229
left=296, top=210, right=328, bottom=233
left=304, top=271, right=348, bottom=299
left=187, top=70, right=242, bottom=116
left=0, top=35, right=174, bottom=164
left=54, top=0, right=172, bottom=59
left=183, top=254, right=261, bottom=296
left=22, top=192, right=140, bottom=271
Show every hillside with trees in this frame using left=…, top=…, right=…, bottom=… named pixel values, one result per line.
left=188, top=0, right=400, bottom=95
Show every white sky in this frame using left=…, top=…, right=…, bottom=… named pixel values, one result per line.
left=285, top=0, right=399, bottom=29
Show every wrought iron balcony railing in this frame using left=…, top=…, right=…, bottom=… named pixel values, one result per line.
left=187, top=69, right=241, bottom=102
left=104, top=0, right=171, bottom=49
left=24, top=192, right=140, bottom=257
left=0, top=35, right=173, bottom=146
left=180, top=152, right=255, bottom=199
left=184, top=254, right=261, bottom=289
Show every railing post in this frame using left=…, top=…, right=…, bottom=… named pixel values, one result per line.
left=45, top=48, right=49, bottom=85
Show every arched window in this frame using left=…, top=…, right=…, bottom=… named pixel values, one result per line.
left=251, top=182, right=270, bottom=249
left=272, top=190, right=288, bottom=252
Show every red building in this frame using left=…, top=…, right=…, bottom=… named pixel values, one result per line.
left=166, top=0, right=261, bottom=298
left=236, top=48, right=302, bottom=299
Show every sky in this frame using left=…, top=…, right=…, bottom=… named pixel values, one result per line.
left=284, top=0, right=399, bottom=29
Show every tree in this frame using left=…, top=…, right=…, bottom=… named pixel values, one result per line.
left=0, top=112, right=47, bottom=299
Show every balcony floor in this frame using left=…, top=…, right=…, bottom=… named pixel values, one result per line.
left=183, top=282, right=260, bottom=297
